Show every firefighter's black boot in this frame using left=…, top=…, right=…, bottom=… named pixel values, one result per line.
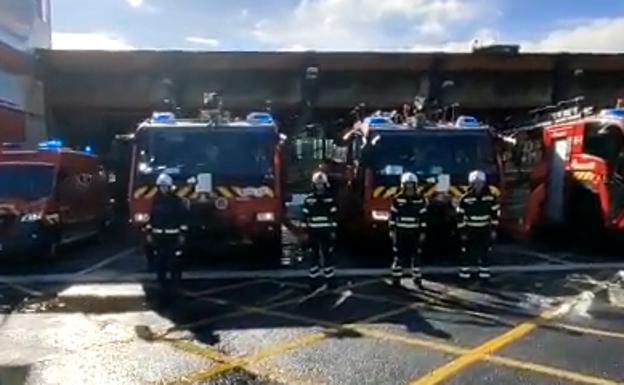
left=412, top=267, right=423, bottom=289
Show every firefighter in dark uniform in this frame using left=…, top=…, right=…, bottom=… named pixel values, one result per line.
left=389, top=172, right=428, bottom=288
left=145, top=173, right=188, bottom=293
left=302, top=171, right=338, bottom=291
left=456, top=170, right=500, bottom=281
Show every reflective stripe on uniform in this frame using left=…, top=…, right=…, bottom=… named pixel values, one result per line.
left=309, top=265, right=320, bottom=279
left=151, top=228, right=181, bottom=234
left=324, top=266, right=335, bottom=278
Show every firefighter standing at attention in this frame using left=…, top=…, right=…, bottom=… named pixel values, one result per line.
left=389, top=172, right=428, bottom=288
left=302, top=171, right=338, bottom=291
left=145, top=173, right=188, bottom=294
left=456, top=170, right=500, bottom=281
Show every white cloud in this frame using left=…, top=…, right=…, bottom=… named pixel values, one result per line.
left=406, top=17, right=624, bottom=53
left=252, top=0, right=490, bottom=51
left=185, top=37, right=220, bottom=47
left=521, top=17, right=624, bottom=53
left=51, top=32, right=135, bottom=50
left=126, top=0, right=143, bottom=7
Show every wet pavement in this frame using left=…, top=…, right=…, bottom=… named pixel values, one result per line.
left=1, top=239, right=624, bottom=384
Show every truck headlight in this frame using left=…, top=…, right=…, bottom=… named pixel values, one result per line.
left=256, top=212, right=275, bottom=222
left=21, top=212, right=42, bottom=222
left=133, top=213, right=150, bottom=223
left=371, top=210, right=389, bottom=221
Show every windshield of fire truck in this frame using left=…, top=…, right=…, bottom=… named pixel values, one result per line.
left=135, top=127, right=275, bottom=177
left=364, top=131, right=495, bottom=176
left=0, top=164, right=55, bottom=200
left=583, top=123, right=623, bottom=175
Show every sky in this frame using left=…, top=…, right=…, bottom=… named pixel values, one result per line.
left=50, top=0, right=624, bottom=52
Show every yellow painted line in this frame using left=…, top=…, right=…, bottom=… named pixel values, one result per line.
left=353, top=327, right=623, bottom=385
left=172, top=288, right=624, bottom=385
left=486, top=355, right=623, bottom=385
left=168, top=340, right=232, bottom=363
left=262, top=277, right=624, bottom=346
left=409, top=306, right=563, bottom=385
left=162, top=331, right=328, bottom=384
left=193, top=278, right=265, bottom=297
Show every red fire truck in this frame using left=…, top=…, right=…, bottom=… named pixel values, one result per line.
left=119, top=110, right=286, bottom=266
left=500, top=98, right=624, bottom=243
left=334, top=113, right=504, bottom=252
left=0, top=140, right=112, bottom=261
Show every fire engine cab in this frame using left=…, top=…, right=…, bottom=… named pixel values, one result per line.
left=335, top=112, right=504, bottom=254
left=120, top=108, right=286, bottom=266
left=500, top=98, right=624, bottom=244
left=0, top=140, right=112, bottom=261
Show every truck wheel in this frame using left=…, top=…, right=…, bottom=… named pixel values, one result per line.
left=256, top=235, right=283, bottom=268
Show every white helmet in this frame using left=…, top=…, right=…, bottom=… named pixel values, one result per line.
left=400, top=172, right=418, bottom=185
left=312, top=171, right=329, bottom=186
left=468, top=170, right=486, bottom=184
left=156, top=173, right=173, bottom=187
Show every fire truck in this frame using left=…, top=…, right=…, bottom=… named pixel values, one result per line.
left=500, top=97, right=624, bottom=243
left=118, top=108, right=286, bottom=267
left=0, top=140, right=112, bottom=261
left=334, top=112, right=505, bottom=253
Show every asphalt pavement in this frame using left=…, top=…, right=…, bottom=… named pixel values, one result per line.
left=1, top=236, right=624, bottom=385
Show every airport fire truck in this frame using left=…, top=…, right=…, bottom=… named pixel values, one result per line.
left=334, top=113, right=504, bottom=253
left=120, top=109, right=286, bottom=266
left=500, top=98, right=624, bottom=243
left=0, top=140, right=112, bottom=260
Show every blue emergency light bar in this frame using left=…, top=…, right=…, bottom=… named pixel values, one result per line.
left=84, top=145, right=93, bottom=153
left=364, top=116, right=393, bottom=127
left=599, top=108, right=624, bottom=118
left=38, top=139, right=64, bottom=149
left=455, top=115, right=480, bottom=127
left=150, top=111, right=176, bottom=123
left=246, top=112, right=274, bottom=124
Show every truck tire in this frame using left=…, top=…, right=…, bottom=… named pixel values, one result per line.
left=256, top=234, right=283, bottom=268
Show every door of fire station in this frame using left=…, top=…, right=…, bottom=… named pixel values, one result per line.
left=545, top=137, right=570, bottom=224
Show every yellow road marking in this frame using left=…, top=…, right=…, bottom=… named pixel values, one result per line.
left=266, top=277, right=624, bottom=344
left=193, top=279, right=264, bottom=297
left=354, top=327, right=623, bottom=385
left=168, top=287, right=624, bottom=385
left=409, top=306, right=563, bottom=385
left=161, top=332, right=328, bottom=384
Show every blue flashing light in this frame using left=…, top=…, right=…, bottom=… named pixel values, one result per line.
left=600, top=108, right=624, bottom=118
left=246, top=112, right=274, bottom=124
left=38, top=139, right=63, bottom=149
left=455, top=115, right=480, bottom=127
left=84, top=145, right=93, bottom=153
left=150, top=111, right=176, bottom=124
left=364, top=116, right=393, bottom=127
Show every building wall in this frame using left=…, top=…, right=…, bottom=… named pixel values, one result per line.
left=0, top=0, right=50, bottom=144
